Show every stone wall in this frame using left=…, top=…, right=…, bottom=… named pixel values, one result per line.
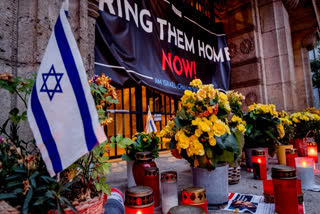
left=217, top=0, right=319, bottom=112
left=0, top=0, right=98, bottom=140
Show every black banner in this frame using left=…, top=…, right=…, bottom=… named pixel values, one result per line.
left=95, top=0, right=230, bottom=96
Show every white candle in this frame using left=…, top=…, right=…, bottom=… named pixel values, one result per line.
left=161, top=182, right=178, bottom=214
left=296, top=165, right=315, bottom=189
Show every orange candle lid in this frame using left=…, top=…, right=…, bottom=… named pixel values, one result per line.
left=272, top=165, right=296, bottom=180
left=252, top=149, right=265, bottom=156
left=125, top=186, right=154, bottom=208
left=182, top=187, right=207, bottom=204
left=161, top=171, right=177, bottom=183
left=286, top=148, right=297, bottom=154
left=135, top=151, right=152, bottom=160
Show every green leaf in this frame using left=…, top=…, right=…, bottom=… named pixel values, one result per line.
left=0, top=193, right=17, bottom=200
left=22, top=187, right=33, bottom=214
left=110, top=136, right=116, bottom=143
left=115, top=134, right=123, bottom=143
left=109, top=143, right=115, bottom=149
left=96, top=183, right=102, bottom=191
left=29, top=171, right=40, bottom=180
left=121, top=154, right=132, bottom=161
left=99, top=176, right=107, bottom=184
left=101, top=184, right=111, bottom=195
left=7, top=181, right=22, bottom=188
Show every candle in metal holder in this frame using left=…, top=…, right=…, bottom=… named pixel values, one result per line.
left=307, top=142, right=318, bottom=163
left=272, top=165, right=299, bottom=214
left=143, top=167, right=160, bottom=207
left=262, top=180, right=274, bottom=203
left=125, top=186, right=154, bottom=214
left=286, top=148, right=297, bottom=169
left=252, top=149, right=267, bottom=180
left=181, top=187, right=208, bottom=213
left=161, top=171, right=178, bottom=214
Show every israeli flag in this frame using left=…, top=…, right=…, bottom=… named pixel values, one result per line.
left=27, top=3, right=106, bottom=177
left=146, top=106, right=157, bottom=133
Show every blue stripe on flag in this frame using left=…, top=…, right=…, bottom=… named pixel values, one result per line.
left=54, top=16, right=98, bottom=151
left=150, top=120, right=155, bottom=131
left=31, top=84, right=63, bottom=174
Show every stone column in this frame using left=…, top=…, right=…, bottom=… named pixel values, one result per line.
left=87, top=0, right=99, bottom=77
left=258, top=0, right=297, bottom=112
left=292, top=28, right=318, bottom=110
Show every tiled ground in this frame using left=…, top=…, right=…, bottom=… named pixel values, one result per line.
left=107, top=152, right=320, bottom=214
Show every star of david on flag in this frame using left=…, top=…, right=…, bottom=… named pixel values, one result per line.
left=40, top=65, right=63, bottom=101
left=27, top=2, right=106, bottom=176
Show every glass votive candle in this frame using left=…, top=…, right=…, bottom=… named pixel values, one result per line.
left=168, top=205, right=206, bottom=214
left=143, top=167, right=160, bottom=207
left=262, top=180, right=274, bottom=203
left=295, top=157, right=315, bottom=189
left=307, top=142, right=318, bottom=163
left=161, top=171, right=178, bottom=214
left=125, top=186, right=154, bottom=214
left=286, top=148, right=298, bottom=169
left=272, top=165, right=299, bottom=214
left=181, top=187, right=208, bottom=214
left=252, top=149, right=267, bottom=180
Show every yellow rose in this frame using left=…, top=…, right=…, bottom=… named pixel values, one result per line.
left=190, top=79, right=202, bottom=88
left=199, top=121, right=210, bottom=132
left=195, top=129, right=203, bottom=137
left=192, top=117, right=202, bottom=126
left=209, top=137, right=216, bottom=146
left=196, top=89, right=206, bottom=101
left=277, top=124, right=285, bottom=138
left=237, top=124, right=246, bottom=133
left=213, top=120, right=230, bottom=137
left=209, top=114, right=218, bottom=123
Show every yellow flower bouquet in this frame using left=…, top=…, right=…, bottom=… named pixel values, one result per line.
left=160, top=80, right=245, bottom=170
left=289, top=109, right=320, bottom=138
left=244, top=103, right=285, bottom=155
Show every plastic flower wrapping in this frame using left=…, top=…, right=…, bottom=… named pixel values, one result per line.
left=244, top=103, right=285, bottom=155
left=160, top=79, right=245, bottom=170
left=89, top=74, right=118, bottom=126
left=289, top=108, right=320, bottom=138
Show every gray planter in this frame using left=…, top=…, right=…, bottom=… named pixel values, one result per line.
left=192, top=164, right=228, bottom=205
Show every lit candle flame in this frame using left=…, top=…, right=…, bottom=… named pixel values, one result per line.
left=258, top=158, right=261, bottom=164
left=302, top=161, right=307, bottom=167
left=136, top=211, right=142, bottom=214
left=310, top=148, right=316, bottom=154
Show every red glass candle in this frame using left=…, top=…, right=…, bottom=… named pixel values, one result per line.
left=181, top=187, right=208, bottom=214
left=125, top=186, right=154, bottom=214
left=307, top=142, right=318, bottom=163
left=286, top=148, right=298, bottom=169
left=133, top=152, right=157, bottom=186
left=262, top=180, right=274, bottom=203
left=272, top=165, right=299, bottom=214
left=143, top=167, right=160, bottom=207
left=252, top=149, right=267, bottom=180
